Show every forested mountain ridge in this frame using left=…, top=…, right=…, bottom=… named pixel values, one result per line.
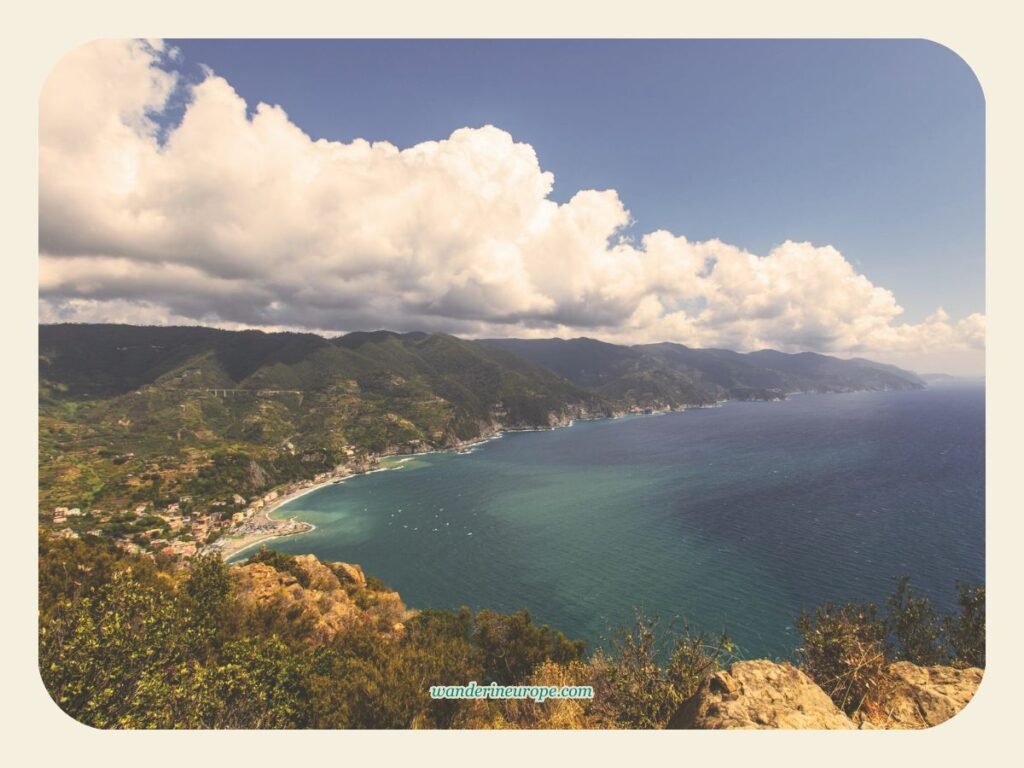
left=39, top=324, right=923, bottom=516
left=39, top=324, right=605, bottom=514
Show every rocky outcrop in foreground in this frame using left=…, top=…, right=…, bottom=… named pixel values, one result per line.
left=858, top=661, right=984, bottom=729
left=232, top=553, right=408, bottom=645
left=230, top=553, right=982, bottom=730
left=669, top=661, right=855, bottom=729
left=670, top=659, right=982, bottom=730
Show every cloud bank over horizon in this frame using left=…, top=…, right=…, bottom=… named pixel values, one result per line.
left=39, top=39, right=985, bottom=374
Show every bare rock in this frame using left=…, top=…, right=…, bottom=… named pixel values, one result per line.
left=333, top=561, right=367, bottom=588
left=247, top=460, right=270, bottom=488
left=863, top=662, right=982, bottom=729
left=293, top=554, right=343, bottom=592
left=232, top=560, right=356, bottom=645
left=233, top=562, right=302, bottom=603
left=669, top=660, right=855, bottom=730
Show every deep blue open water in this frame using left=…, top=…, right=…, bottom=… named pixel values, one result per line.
left=252, top=383, right=984, bottom=659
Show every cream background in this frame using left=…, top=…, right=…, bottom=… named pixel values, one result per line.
left=3, top=1, right=1019, bottom=764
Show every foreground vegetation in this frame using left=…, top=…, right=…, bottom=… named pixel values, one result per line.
left=797, top=577, right=985, bottom=718
left=39, top=535, right=983, bottom=729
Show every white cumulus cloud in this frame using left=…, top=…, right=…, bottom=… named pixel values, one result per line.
left=39, top=39, right=985, bottom=375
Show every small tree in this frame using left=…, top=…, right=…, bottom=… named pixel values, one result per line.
left=886, top=576, right=946, bottom=665
left=590, top=613, right=732, bottom=729
left=206, top=637, right=313, bottom=728
left=40, top=568, right=191, bottom=727
left=183, top=554, right=236, bottom=661
left=473, top=609, right=584, bottom=685
left=944, top=583, right=985, bottom=668
left=665, top=625, right=735, bottom=701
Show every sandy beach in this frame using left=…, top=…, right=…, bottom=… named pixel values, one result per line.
left=209, top=480, right=331, bottom=561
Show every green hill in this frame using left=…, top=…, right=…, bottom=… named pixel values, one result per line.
left=39, top=324, right=605, bottom=513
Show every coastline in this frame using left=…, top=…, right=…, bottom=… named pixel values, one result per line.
left=210, top=482, right=325, bottom=561
left=212, top=444, right=468, bottom=561
left=211, top=405, right=699, bottom=561
left=210, top=390, right=870, bottom=561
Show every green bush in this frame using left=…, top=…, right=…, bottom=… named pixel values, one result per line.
left=590, top=614, right=732, bottom=728
left=886, top=576, right=946, bottom=665
left=473, top=609, right=585, bottom=685
left=311, top=611, right=486, bottom=728
left=39, top=536, right=592, bottom=729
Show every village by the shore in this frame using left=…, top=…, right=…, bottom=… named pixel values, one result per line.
left=42, top=402, right=705, bottom=564
left=43, top=448, right=382, bottom=563
left=203, top=480, right=329, bottom=561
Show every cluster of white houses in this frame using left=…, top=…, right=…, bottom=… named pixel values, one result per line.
left=46, top=453, right=374, bottom=560
left=48, top=487, right=292, bottom=560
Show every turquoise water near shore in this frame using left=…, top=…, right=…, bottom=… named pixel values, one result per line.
left=250, top=384, right=984, bottom=659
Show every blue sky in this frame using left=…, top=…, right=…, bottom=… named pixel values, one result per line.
left=166, top=38, right=984, bottom=324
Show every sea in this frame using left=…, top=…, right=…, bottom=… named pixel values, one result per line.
left=246, top=382, right=985, bottom=660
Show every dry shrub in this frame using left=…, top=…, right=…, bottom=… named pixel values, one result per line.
left=499, top=660, right=594, bottom=729
left=797, top=602, right=891, bottom=716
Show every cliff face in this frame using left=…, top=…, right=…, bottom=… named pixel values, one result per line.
left=670, top=659, right=983, bottom=730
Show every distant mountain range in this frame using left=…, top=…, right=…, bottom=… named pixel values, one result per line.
left=38, top=324, right=924, bottom=511
left=480, top=337, right=924, bottom=406
left=919, top=372, right=984, bottom=384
